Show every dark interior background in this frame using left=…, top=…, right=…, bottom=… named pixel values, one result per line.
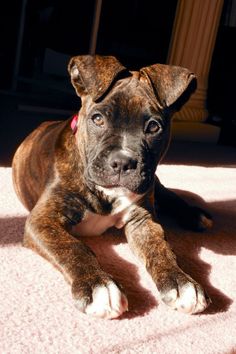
left=208, top=0, right=236, bottom=146
left=0, top=0, right=236, bottom=166
left=0, top=0, right=177, bottom=85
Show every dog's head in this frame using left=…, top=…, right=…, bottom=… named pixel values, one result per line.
left=68, top=55, right=196, bottom=195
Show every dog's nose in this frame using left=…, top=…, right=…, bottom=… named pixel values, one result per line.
left=109, top=151, right=137, bottom=174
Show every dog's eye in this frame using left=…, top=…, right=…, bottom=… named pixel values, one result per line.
left=145, top=120, right=160, bottom=134
left=91, top=114, right=105, bottom=127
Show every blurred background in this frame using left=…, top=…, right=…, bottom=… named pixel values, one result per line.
left=0, top=0, right=236, bottom=166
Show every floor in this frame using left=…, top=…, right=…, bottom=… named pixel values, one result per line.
left=1, top=134, right=236, bottom=353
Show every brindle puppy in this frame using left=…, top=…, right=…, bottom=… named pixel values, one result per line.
left=12, top=55, right=212, bottom=319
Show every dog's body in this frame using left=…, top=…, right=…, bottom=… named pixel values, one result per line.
left=12, top=55, right=212, bottom=319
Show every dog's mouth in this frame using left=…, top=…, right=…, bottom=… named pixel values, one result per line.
left=87, top=150, right=155, bottom=195
left=88, top=170, right=153, bottom=195
left=98, top=183, right=121, bottom=189
left=97, top=183, right=121, bottom=189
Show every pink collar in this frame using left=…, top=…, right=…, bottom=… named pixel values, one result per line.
left=71, top=114, right=79, bottom=134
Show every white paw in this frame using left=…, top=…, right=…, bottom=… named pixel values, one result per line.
left=85, top=282, right=128, bottom=319
left=162, top=281, right=210, bottom=314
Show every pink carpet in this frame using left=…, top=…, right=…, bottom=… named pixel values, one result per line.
left=1, top=142, right=236, bottom=353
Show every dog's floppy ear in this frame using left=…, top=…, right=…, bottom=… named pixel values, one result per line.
left=140, top=64, right=197, bottom=110
left=68, top=55, right=128, bottom=101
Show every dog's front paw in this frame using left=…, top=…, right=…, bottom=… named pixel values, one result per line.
left=85, top=282, right=128, bottom=319
left=160, top=272, right=211, bottom=314
left=72, top=278, right=128, bottom=319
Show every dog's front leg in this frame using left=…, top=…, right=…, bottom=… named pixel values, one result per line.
left=24, top=200, right=128, bottom=319
left=125, top=209, right=210, bottom=314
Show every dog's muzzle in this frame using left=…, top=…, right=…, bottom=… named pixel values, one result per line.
left=87, top=148, right=153, bottom=194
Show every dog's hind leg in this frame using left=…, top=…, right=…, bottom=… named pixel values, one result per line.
left=154, top=176, right=213, bottom=231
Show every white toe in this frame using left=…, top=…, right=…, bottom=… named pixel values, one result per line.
left=176, top=283, right=197, bottom=313
left=163, top=281, right=210, bottom=314
left=85, top=282, right=128, bottom=319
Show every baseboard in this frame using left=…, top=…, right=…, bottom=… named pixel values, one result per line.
left=171, top=121, right=220, bottom=143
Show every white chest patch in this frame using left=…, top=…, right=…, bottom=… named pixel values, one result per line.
left=72, top=187, right=142, bottom=237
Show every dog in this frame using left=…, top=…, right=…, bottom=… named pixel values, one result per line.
left=12, top=55, right=212, bottom=319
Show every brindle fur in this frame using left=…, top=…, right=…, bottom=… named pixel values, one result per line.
left=12, top=55, right=211, bottom=317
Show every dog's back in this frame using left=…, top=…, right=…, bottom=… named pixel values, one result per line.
left=12, top=120, right=64, bottom=211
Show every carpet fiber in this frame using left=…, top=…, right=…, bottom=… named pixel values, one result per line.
left=1, top=142, right=236, bottom=353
